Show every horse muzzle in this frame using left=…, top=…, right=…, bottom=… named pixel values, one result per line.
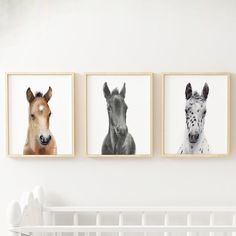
left=40, top=135, right=51, bottom=145
left=188, top=133, right=199, bottom=143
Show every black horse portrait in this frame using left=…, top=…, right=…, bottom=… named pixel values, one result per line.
left=102, top=82, right=136, bottom=155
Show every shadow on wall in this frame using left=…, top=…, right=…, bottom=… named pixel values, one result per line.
left=0, top=0, right=33, bottom=31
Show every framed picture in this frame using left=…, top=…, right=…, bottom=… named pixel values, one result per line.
left=86, top=73, right=153, bottom=157
left=6, top=73, right=75, bottom=157
left=162, top=73, right=230, bottom=157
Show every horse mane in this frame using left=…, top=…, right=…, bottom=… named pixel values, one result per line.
left=111, top=88, right=119, bottom=95
left=35, top=92, right=43, bottom=97
left=192, top=91, right=204, bottom=101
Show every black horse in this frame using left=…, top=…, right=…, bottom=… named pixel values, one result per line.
left=102, top=82, right=136, bottom=155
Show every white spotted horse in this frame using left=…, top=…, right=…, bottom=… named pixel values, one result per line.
left=102, top=82, right=136, bottom=155
left=178, top=83, right=210, bottom=154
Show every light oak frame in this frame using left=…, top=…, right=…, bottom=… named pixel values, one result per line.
left=6, top=72, right=75, bottom=158
left=85, top=72, right=153, bottom=158
left=161, top=72, right=231, bottom=157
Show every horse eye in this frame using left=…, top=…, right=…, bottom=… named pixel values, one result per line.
left=107, top=106, right=112, bottom=112
left=49, top=112, right=52, bottom=117
left=31, top=114, right=35, bottom=120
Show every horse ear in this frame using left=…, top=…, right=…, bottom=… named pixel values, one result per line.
left=202, top=83, right=209, bottom=100
left=103, top=82, right=111, bottom=99
left=120, top=83, right=126, bottom=98
left=26, top=87, right=35, bottom=103
left=44, top=87, right=52, bottom=102
left=185, top=83, right=192, bottom=100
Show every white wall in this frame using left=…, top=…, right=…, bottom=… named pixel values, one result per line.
left=1, top=0, right=236, bottom=234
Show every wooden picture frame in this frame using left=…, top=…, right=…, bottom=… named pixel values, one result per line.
left=86, top=72, right=153, bottom=157
left=162, top=72, right=230, bottom=157
left=6, top=72, right=75, bottom=157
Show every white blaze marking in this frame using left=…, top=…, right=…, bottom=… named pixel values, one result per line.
left=39, top=105, right=44, bottom=112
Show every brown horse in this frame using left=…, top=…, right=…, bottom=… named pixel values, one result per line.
left=23, top=87, right=57, bottom=155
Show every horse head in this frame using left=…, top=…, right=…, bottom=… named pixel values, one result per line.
left=185, top=82, right=209, bottom=144
left=103, top=82, right=128, bottom=137
left=26, top=87, right=53, bottom=146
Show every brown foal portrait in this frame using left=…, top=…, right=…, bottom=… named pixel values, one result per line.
left=23, top=87, right=57, bottom=155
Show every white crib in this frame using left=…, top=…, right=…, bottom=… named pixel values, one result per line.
left=7, top=186, right=236, bottom=236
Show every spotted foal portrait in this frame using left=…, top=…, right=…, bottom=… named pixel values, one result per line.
left=102, top=82, right=136, bottom=155
left=178, top=83, right=210, bottom=154
left=23, top=87, right=57, bottom=155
